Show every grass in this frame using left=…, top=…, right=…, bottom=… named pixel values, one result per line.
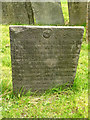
left=61, top=0, right=69, bottom=25
left=0, top=24, right=88, bottom=119
left=0, top=1, right=88, bottom=119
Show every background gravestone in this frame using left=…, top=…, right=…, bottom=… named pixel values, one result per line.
left=31, top=2, right=64, bottom=25
left=10, top=26, right=84, bottom=93
left=68, top=2, right=87, bottom=25
left=2, top=2, right=34, bottom=24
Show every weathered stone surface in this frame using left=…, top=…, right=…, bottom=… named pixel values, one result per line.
left=9, top=26, right=84, bottom=93
left=31, top=2, right=64, bottom=25
left=2, top=2, right=34, bottom=24
left=68, top=2, right=87, bottom=25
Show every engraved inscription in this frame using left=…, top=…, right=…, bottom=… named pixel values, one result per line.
left=43, top=29, right=52, bottom=38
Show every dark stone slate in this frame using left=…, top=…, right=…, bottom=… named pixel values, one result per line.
left=9, top=26, right=84, bottom=93
left=31, top=2, right=64, bottom=25
left=68, top=2, right=87, bottom=25
left=2, top=2, right=34, bottom=25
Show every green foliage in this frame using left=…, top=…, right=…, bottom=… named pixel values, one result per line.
left=61, top=0, right=69, bottom=25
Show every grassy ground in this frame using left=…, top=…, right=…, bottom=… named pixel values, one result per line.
left=0, top=1, right=88, bottom=119
left=1, top=26, right=88, bottom=119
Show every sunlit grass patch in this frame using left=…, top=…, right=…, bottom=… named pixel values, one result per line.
left=61, top=0, right=69, bottom=24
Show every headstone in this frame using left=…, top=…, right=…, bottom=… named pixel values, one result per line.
left=31, top=2, right=64, bottom=25
left=2, top=2, right=34, bottom=24
left=9, top=26, right=84, bottom=93
left=68, top=2, right=87, bottom=25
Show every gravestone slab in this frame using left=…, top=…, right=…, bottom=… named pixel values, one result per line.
left=68, top=2, right=87, bottom=25
left=31, top=2, right=64, bottom=25
left=9, top=26, right=84, bottom=93
left=2, top=2, right=34, bottom=24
